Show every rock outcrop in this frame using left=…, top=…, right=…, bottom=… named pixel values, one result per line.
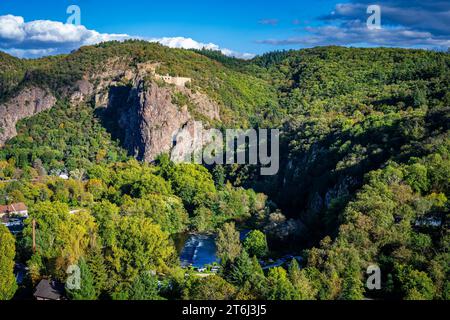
left=114, top=79, right=219, bottom=162
left=0, top=87, right=56, bottom=146
left=0, top=58, right=222, bottom=162
left=118, top=80, right=191, bottom=161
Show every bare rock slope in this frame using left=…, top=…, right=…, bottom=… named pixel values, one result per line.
left=0, top=87, right=56, bottom=146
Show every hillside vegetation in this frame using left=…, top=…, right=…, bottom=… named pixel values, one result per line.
left=0, top=43, right=448, bottom=300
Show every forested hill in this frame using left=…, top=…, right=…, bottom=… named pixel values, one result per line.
left=246, top=46, right=450, bottom=220
left=0, top=40, right=279, bottom=166
left=0, top=41, right=278, bottom=125
left=0, top=43, right=449, bottom=300
left=244, top=47, right=450, bottom=299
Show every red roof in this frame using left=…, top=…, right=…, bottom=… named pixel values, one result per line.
left=0, top=202, right=28, bottom=214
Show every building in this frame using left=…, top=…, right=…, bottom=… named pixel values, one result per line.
left=0, top=202, right=28, bottom=218
left=0, top=203, right=28, bottom=234
left=33, top=279, right=66, bottom=300
left=59, top=173, right=69, bottom=180
left=155, top=74, right=191, bottom=87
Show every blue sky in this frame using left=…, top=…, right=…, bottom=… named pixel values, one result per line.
left=0, top=0, right=449, bottom=58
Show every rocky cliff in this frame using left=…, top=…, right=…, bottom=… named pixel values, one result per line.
left=0, top=86, right=56, bottom=146
left=109, top=78, right=219, bottom=162
left=117, top=80, right=191, bottom=161
left=0, top=57, right=221, bottom=162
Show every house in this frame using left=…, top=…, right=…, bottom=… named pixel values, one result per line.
left=33, top=279, right=66, bottom=301
left=210, top=266, right=220, bottom=273
left=59, top=173, right=69, bottom=180
left=0, top=202, right=28, bottom=218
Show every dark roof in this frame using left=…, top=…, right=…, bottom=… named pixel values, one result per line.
left=33, top=279, right=65, bottom=300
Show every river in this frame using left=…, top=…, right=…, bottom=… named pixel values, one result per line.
left=174, top=230, right=251, bottom=268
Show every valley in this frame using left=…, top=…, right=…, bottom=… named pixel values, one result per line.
left=0, top=42, right=448, bottom=300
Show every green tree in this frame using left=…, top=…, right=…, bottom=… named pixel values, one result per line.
left=106, top=216, right=175, bottom=282
left=243, top=230, right=268, bottom=258
left=121, top=194, right=188, bottom=234
left=404, top=163, right=429, bottom=193
left=288, top=259, right=316, bottom=300
left=91, top=200, right=120, bottom=247
left=229, top=250, right=254, bottom=285
left=265, top=267, right=296, bottom=300
left=168, top=163, right=216, bottom=209
left=86, top=179, right=106, bottom=200
left=229, top=250, right=267, bottom=299
left=412, top=85, right=427, bottom=107
left=184, top=275, right=236, bottom=300
left=129, top=271, right=163, bottom=300
left=212, top=165, right=225, bottom=189
left=191, top=206, right=214, bottom=232
left=130, top=172, right=172, bottom=198
left=216, top=222, right=242, bottom=264
left=66, top=259, right=97, bottom=300
left=0, top=224, right=17, bottom=300
left=340, top=271, right=365, bottom=300
left=396, top=264, right=435, bottom=300
left=23, top=201, right=96, bottom=280
left=86, top=248, right=109, bottom=295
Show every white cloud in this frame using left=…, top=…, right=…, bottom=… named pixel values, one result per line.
left=148, top=36, right=255, bottom=59
left=149, top=36, right=219, bottom=51
left=220, top=48, right=255, bottom=60
left=0, top=15, right=26, bottom=41
left=0, top=14, right=131, bottom=50
left=0, top=15, right=254, bottom=59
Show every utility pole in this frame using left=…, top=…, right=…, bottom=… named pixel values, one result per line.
left=32, top=219, right=36, bottom=253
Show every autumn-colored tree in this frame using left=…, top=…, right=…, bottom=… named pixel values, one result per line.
left=184, top=275, right=236, bottom=300
left=0, top=225, right=17, bottom=300
left=106, top=216, right=176, bottom=282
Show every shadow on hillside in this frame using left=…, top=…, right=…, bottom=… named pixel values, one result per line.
left=245, top=107, right=450, bottom=246
left=94, top=85, right=141, bottom=158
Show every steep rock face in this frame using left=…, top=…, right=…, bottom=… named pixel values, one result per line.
left=0, top=86, right=56, bottom=146
left=0, top=58, right=132, bottom=146
left=183, top=90, right=221, bottom=121
left=69, top=80, right=95, bottom=105
left=170, top=120, right=205, bottom=163
left=68, top=58, right=136, bottom=106
left=116, top=80, right=198, bottom=162
left=112, top=79, right=221, bottom=162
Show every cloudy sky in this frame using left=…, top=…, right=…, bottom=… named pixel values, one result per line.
left=0, top=0, right=449, bottom=59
